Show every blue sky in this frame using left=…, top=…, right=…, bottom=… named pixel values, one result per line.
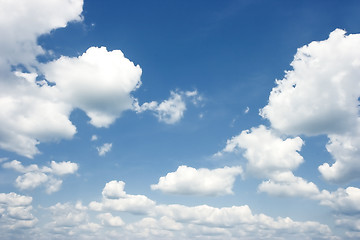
left=1, top=0, right=360, bottom=239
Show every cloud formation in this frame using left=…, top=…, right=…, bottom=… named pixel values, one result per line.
left=0, top=0, right=200, bottom=158
left=3, top=160, right=78, bottom=194
left=134, top=90, right=201, bottom=124
left=89, top=180, right=156, bottom=214
left=0, top=192, right=37, bottom=231
left=217, top=125, right=304, bottom=178
left=260, top=29, right=360, bottom=183
left=151, top=165, right=242, bottom=196
left=97, top=143, right=113, bottom=156
left=41, top=47, right=143, bottom=128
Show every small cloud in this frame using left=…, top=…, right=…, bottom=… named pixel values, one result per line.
left=91, top=135, right=98, bottom=141
left=97, top=143, right=112, bottom=156
left=244, top=107, right=249, bottom=114
left=134, top=90, right=203, bottom=124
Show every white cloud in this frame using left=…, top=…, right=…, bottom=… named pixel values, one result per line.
left=134, top=90, right=202, bottom=124
left=244, top=107, right=249, bottom=114
left=97, top=213, right=124, bottom=227
left=318, top=187, right=360, bottom=215
left=260, top=29, right=360, bottom=136
left=0, top=0, right=82, bottom=158
left=50, top=160, right=79, bottom=176
left=0, top=192, right=32, bottom=206
left=41, top=46, right=143, bottom=128
left=335, top=216, right=360, bottom=239
left=91, top=135, right=98, bottom=141
left=216, top=125, right=326, bottom=201
left=0, top=0, right=198, bottom=158
left=134, top=91, right=186, bottom=124
left=258, top=171, right=320, bottom=198
left=260, top=29, right=360, bottom=183
left=89, top=180, right=156, bottom=214
left=44, top=201, right=102, bottom=238
left=97, top=143, right=112, bottom=156
left=48, top=202, right=88, bottom=227
left=0, top=192, right=37, bottom=230
left=151, top=165, right=242, bottom=196
left=102, top=180, right=127, bottom=199
left=15, top=172, right=49, bottom=190
left=85, top=179, right=334, bottom=240
left=217, top=125, right=304, bottom=178
left=2, top=160, right=78, bottom=194
left=151, top=204, right=332, bottom=239
left=318, top=127, right=360, bottom=183
left=0, top=0, right=83, bottom=67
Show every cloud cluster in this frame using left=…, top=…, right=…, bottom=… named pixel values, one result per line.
left=0, top=192, right=37, bottom=231
left=0, top=0, right=201, bottom=158
left=0, top=0, right=83, bottom=158
left=3, top=160, right=78, bottom=194
left=89, top=180, right=156, bottom=214
left=44, top=201, right=102, bottom=238
left=260, top=29, right=360, bottom=183
left=151, top=165, right=242, bottom=196
left=0, top=179, right=339, bottom=240
left=82, top=180, right=334, bottom=240
left=216, top=125, right=321, bottom=198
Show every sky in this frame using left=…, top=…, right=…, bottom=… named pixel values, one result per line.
left=1, top=0, right=360, bottom=239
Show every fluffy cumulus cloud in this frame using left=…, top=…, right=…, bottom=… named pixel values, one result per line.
left=44, top=202, right=102, bottom=238
left=89, top=180, right=156, bottom=214
left=3, top=160, right=78, bottom=194
left=318, top=127, right=360, bottom=183
left=0, top=179, right=338, bottom=240
left=0, top=0, right=199, bottom=158
left=41, top=47, right=143, bottom=128
left=215, top=125, right=327, bottom=200
left=97, top=213, right=124, bottom=227
left=258, top=171, right=321, bottom=198
left=318, top=187, right=360, bottom=215
left=0, top=0, right=83, bottom=158
left=0, top=192, right=37, bottom=232
left=151, top=165, right=242, bottom=196
left=85, top=180, right=333, bottom=240
left=0, top=0, right=83, bottom=66
left=217, top=125, right=304, bottom=178
left=260, top=29, right=360, bottom=183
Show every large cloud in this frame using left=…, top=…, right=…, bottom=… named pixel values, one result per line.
left=260, top=29, right=360, bottom=136
left=0, top=0, right=82, bottom=158
left=0, top=0, right=83, bottom=67
left=260, top=29, right=360, bottom=183
left=41, top=47, right=143, bottom=128
left=0, top=0, right=199, bottom=158
left=151, top=165, right=242, bottom=196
